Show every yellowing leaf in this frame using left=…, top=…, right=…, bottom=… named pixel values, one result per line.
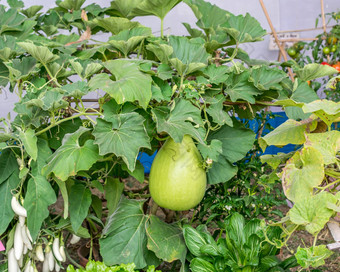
left=281, top=147, right=324, bottom=202
left=259, top=118, right=318, bottom=152
left=305, top=131, right=340, bottom=165
left=289, top=192, right=336, bottom=235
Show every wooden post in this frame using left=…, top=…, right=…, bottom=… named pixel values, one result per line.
left=259, top=0, right=294, bottom=81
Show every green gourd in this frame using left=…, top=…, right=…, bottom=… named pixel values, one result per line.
left=149, top=135, right=206, bottom=211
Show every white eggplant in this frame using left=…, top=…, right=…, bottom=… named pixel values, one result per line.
left=52, top=238, right=63, bottom=262
left=59, top=245, right=66, bottom=262
left=69, top=234, right=81, bottom=245
left=42, top=257, right=49, bottom=272
left=19, top=216, right=25, bottom=227
left=8, top=248, right=18, bottom=272
left=11, top=197, right=27, bottom=217
left=48, top=250, right=55, bottom=271
left=23, top=260, right=31, bottom=272
left=18, top=255, right=23, bottom=268
left=14, top=224, right=24, bottom=261
left=55, top=262, right=61, bottom=272
left=25, top=226, right=33, bottom=243
left=35, top=245, right=44, bottom=262
left=21, top=226, right=32, bottom=250
left=23, top=245, right=28, bottom=255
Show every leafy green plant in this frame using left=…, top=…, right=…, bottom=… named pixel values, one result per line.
left=194, top=112, right=286, bottom=224
left=183, top=213, right=298, bottom=272
left=284, top=11, right=340, bottom=101
left=0, top=0, right=338, bottom=270
left=67, top=260, right=161, bottom=272
left=259, top=98, right=340, bottom=270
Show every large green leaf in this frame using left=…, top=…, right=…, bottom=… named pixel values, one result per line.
left=225, top=71, right=262, bottom=103
left=0, top=6, right=25, bottom=34
left=104, top=177, right=124, bottom=215
left=56, top=0, right=85, bottom=10
left=206, top=95, right=233, bottom=126
left=197, top=139, right=223, bottom=162
left=289, top=192, right=337, bottom=235
left=48, top=118, right=83, bottom=150
left=249, top=66, right=287, bottom=91
left=100, top=198, right=150, bottom=269
left=109, top=27, right=152, bottom=57
left=208, top=122, right=255, bottom=163
left=5, top=57, right=37, bottom=81
left=206, top=155, right=238, bottom=184
left=0, top=61, right=9, bottom=86
left=61, top=81, right=89, bottom=99
left=294, top=63, right=338, bottom=81
left=30, top=139, right=52, bottom=176
left=147, top=215, right=187, bottom=262
left=305, top=131, right=340, bottom=165
left=14, top=101, right=48, bottom=128
left=93, top=112, right=150, bottom=172
left=43, top=127, right=101, bottom=181
left=302, top=100, right=340, bottom=127
left=201, top=65, right=230, bottom=85
left=168, top=36, right=210, bottom=76
left=69, top=183, right=92, bottom=232
left=130, top=0, right=181, bottom=20
left=285, top=80, right=319, bottom=120
left=183, top=225, right=208, bottom=257
left=109, top=0, right=140, bottom=19
left=259, top=118, right=318, bottom=152
left=25, top=89, right=69, bottom=112
left=221, top=13, right=266, bottom=44
left=0, top=149, right=18, bottom=185
left=92, top=17, right=141, bottom=35
left=17, top=42, right=59, bottom=64
left=295, top=245, right=333, bottom=269
left=0, top=171, right=20, bottom=235
left=21, top=5, right=43, bottom=18
left=281, top=147, right=324, bottom=202
left=190, top=258, right=216, bottom=272
left=151, top=99, right=204, bottom=143
left=146, top=42, right=173, bottom=64
left=89, top=59, right=152, bottom=109
left=24, top=175, right=56, bottom=240
left=184, top=0, right=230, bottom=33
left=18, top=128, right=38, bottom=161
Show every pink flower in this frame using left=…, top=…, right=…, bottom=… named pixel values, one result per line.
left=0, top=241, right=5, bottom=252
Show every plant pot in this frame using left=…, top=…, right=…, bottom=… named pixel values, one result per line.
left=77, top=242, right=101, bottom=267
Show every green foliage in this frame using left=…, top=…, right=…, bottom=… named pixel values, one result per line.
left=183, top=213, right=298, bottom=272
left=67, top=260, right=161, bottom=272
left=0, top=0, right=337, bottom=270
left=99, top=198, right=186, bottom=269
left=260, top=99, right=340, bottom=270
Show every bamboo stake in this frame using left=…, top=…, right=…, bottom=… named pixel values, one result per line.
left=278, top=38, right=319, bottom=42
left=320, top=0, right=330, bottom=62
left=259, top=0, right=294, bottom=81
left=267, top=25, right=335, bottom=35
left=320, top=0, right=327, bottom=33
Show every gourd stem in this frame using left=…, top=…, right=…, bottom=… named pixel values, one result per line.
left=150, top=201, right=158, bottom=215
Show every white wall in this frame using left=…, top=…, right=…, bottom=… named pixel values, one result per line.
left=1, top=0, right=339, bottom=118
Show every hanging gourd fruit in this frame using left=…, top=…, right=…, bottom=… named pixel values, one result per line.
left=149, top=135, right=206, bottom=211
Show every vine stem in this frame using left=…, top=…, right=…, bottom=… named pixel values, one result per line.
left=35, top=112, right=100, bottom=136
left=317, top=178, right=340, bottom=191
left=160, top=18, right=164, bottom=38
left=150, top=200, right=159, bottom=215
